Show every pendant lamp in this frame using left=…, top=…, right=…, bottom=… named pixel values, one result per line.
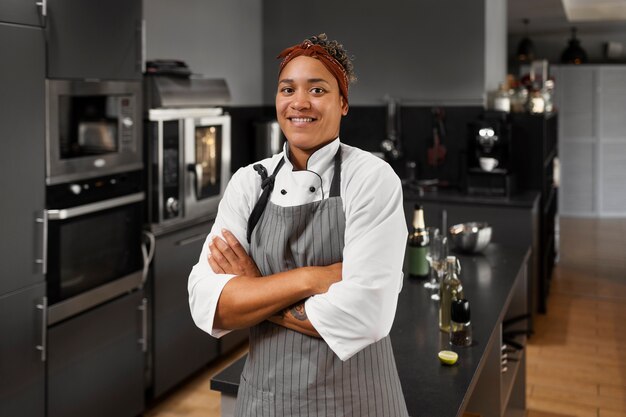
left=516, top=19, right=535, bottom=63
left=561, top=27, right=588, bottom=64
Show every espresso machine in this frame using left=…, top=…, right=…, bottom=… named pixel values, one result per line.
left=466, top=112, right=515, bottom=196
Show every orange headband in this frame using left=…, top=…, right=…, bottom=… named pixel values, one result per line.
left=277, top=40, right=350, bottom=104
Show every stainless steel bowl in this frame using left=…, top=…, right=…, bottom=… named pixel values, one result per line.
left=449, top=222, right=492, bottom=253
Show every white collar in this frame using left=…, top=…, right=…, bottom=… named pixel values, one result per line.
left=282, top=138, right=341, bottom=174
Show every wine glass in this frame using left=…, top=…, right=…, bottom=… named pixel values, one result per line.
left=427, top=232, right=448, bottom=301
left=423, top=227, right=440, bottom=290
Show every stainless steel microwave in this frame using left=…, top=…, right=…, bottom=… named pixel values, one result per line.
left=46, top=79, right=143, bottom=185
left=146, top=107, right=231, bottom=228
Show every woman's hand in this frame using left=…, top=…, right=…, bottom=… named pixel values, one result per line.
left=208, top=229, right=262, bottom=277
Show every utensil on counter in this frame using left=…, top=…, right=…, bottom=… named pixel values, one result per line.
left=380, top=95, right=402, bottom=160
left=427, top=107, right=447, bottom=167
left=449, top=222, right=492, bottom=253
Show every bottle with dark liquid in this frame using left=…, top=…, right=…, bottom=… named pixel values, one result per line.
left=450, top=299, right=472, bottom=347
left=408, top=205, right=430, bottom=279
left=439, top=256, right=464, bottom=333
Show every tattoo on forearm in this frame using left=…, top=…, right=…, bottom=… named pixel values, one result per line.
left=289, top=302, right=307, bottom=321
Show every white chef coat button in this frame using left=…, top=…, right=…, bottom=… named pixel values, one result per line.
left=309, top=186, right=316, bottom=193
left=281, top=189, right=287, bottom=195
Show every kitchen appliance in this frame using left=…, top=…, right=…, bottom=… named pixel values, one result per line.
left=46, top=79, right=143, bottom=185
left=255, top=120, right=285, bottom=160
left=144, top=73, right=231, bottom=229
left=466, top=112, right=515, bottom=196
left=44, top=170, right=145, bottom=324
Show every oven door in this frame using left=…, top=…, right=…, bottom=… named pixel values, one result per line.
left=183, top=114, right=231, bottom=221
left=46, top=192, right=144, bottom=324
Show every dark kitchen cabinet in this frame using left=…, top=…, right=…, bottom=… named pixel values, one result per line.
left=46, top=0, right=142, bottom=80
left=0, top=283, right=46, bottom=417
left=150, top=221, right=222, bottom=398
left=0, top=23, right=45, bottom=296
left=0, top=0, right=44, bottom=26
left=47, top=290, right=146, bottom=417
left=511, top=113, right=558, bottom=313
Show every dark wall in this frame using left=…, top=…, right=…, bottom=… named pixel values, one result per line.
left=228, top=104, right=483, bottom=188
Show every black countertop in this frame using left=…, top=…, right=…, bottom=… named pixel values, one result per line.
left=403, top=186, right=540, bottom=209
left=211, top=244, right=530, bottom=417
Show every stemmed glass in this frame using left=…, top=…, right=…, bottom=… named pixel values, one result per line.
left=423, top=227, right=439, bottom=290
left=424, top=228, right=448, bottom=301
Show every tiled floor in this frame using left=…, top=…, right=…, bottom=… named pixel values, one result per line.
left=146, top=217, right=626, bottom=417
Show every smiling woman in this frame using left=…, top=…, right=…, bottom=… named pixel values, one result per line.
left=189, top=33, right=409, bottom=417
left=275, top=34, right=355, bottom=170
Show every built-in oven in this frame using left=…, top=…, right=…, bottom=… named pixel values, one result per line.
left=44, top=170, right=145, bottom=325
left=46, top=79, right=143, bottom=185
left=146, top=108, right=231, bottom=228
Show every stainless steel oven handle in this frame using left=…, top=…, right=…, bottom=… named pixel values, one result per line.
left=35, top=296, right=47, bottom=362
left=47, top=192, right=145, bottom=220
left=188, top=163, right=204, bottom=199
left=35, top=210, right=48, bottom=275
left=138, top=298, right=148, bottom=353
left=36, top=0, right=47, bottom=17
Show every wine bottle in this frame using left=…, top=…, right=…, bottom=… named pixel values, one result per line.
left=439, top=256, right=464, bottom=333
left=408, top=205, right=430, bottom=279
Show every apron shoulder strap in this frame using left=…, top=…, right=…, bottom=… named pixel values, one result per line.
left=329, top=145, right=342, bottom=198
left=247, top=157, right=285, bottom=243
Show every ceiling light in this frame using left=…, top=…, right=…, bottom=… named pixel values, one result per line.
left=562, top=0, right=626, bottom=22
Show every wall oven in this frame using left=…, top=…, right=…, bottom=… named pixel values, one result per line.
left=46, top=79, right=143, bottom=185
left=44, top=171, right=145, bottom=325
left=146, top=107, right=231, bottom=228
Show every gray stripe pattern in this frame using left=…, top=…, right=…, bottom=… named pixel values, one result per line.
left=235, top=196, right=408, bottom=417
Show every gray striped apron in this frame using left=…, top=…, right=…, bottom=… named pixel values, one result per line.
left=234, top=148, right=409, bottom=417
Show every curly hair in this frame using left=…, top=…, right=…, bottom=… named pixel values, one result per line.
left=306, top=33, right=357, bottom=84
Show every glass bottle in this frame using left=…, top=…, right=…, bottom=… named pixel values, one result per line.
left=527, top=83, right=545, bottom=114
left=439, top=256, right=464, bottom=333
left=450, top=299, right=472, bottom=347
left=493, top=82, right=511, bottom=113
left=408, top=205, right=430, bottom=279
left=510, top=84, right=528, bottom=113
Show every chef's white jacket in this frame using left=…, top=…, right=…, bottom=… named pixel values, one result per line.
left=188, top=138, right=408, bottom=361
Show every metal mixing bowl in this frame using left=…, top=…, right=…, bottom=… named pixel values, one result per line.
left=448, top=222, right=492, bottom=253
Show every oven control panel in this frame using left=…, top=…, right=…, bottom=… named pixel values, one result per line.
left=47, top=170, right=143, bottom=209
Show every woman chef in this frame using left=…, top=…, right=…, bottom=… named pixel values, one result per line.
left=189, top=34, right=409, bottom=416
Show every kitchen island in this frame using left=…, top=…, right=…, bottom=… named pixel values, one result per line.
left=404, top=188, right=542, bottom=326
left=211, top=244, right=530, bottom=417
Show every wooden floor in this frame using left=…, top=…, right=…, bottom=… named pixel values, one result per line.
left=145, top=217, right=626, bottom=417
left=526, top=217, right=626, bottom=417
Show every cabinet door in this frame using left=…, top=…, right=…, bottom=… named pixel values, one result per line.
left=0, top=283, right=46, bottom=417
left=46, top=0, right=142, bottom=80
left=152, top=222, right=220, bottom=397
left=598, top=67, right=626, bottom=139
left=0, top=0, right=43, bottom=26
left=47, top=290, right=145, bottom=417
left=553, top=66, right=594, bottom=140
left=0, top=23, right=45, bottom=295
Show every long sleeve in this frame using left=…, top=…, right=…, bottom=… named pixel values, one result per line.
left=188, top=167, right=256, bottom=338
left=305, top=157, right=407, bottom=360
